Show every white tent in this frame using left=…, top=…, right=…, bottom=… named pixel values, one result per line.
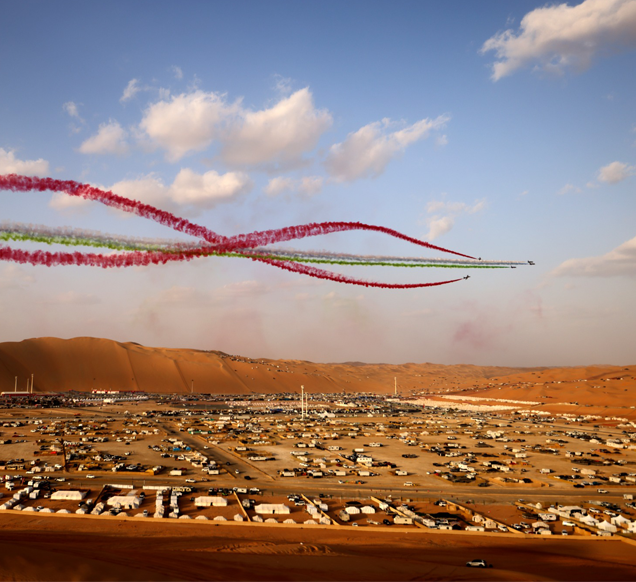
left=360, top=506, right=376, bottom=514
left=344, top=506, right=360, bottom=515
left=56, top=509, right=70, bottom=514
left=194, top=496, right=228, bottom=507
left=195, top=515, right=209, bottom=520
left=252, top=515, right=264, bottom=522
left=179, top=514, right=192, bottom=519
left=255, top=504, right=290, bottom=515
left=213, top=515, right=227, bottom=521
left=51, top=490, right=86, bottom=501
left=283, top=519, right=296, bottom=524
left=304, top=519, right=317, bottom=525
left=107, top=496, right=141, bottom=509
left=234, top=514, right=244, bottom=521
left=265, top=518, right=277, bottom=523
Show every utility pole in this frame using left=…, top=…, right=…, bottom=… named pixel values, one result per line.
left=31, top=373, right=34, bottom=394
left=301, top=385, right=305, bottom=420
left=14, top=376, right=17, bottom=392
left=394, top=377, right=397, bottom=397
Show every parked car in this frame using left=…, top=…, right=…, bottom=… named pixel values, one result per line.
left=466, top=559, right=491, bottom=568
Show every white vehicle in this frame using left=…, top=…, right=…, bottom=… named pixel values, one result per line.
left=56, top=478, right=66, bottom=482
left=403, top=481, right=414, bottom=487
left=86, top=474, right=96, bottom=479
left=466, top=559, right=490, bottom=568
left=185, top=478, right=196, bottom=483
left=562, top=521, right=576, bottom=527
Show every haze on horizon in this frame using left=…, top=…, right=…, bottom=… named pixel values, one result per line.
left=0, top=0, right=635, bottom=368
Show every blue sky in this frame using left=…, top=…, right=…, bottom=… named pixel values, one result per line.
left=1, top=0, right=635, bottom=366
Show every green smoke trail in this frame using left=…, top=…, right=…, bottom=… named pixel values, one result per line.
left=0, top=230, right=507, bottom=269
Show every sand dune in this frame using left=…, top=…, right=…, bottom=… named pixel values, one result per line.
left=0, top=337, right=541, bottom=395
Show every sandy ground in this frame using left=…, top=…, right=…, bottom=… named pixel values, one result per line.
left=0, top=513, right=635, bottom=581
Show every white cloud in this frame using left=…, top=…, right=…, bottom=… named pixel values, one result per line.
left=171, top=66, right=183, bottom=80
left=422, top=198, right=485, bottom=240
left=139, top=88, right=331, bottom=167
left=273, top=74, right=293, bottom=95
left=170, top=168, right=253, bottom=208
left=264, top=175, right=323, bottom=197
left=140, top=90, right=233, bottom=162
left=220, top=88, right=332, bottom=169
left=120, top=78, right=141, bottom=103
left=552, top=235, right=636, bottom=277
left=0, top=148, right=49, bottom=176
left=49, top=192, right=92, bottom=213
left=325, top=115, right=449, bottom=182
left=598, top=160, right=635, bottom=183
left=63, top=101, right=83, bottom=121
left=426, top=216, right=455, bottom=240
left=436, top=134, right=449, bottom=147
left=108, top=168, right=252, bottom=214
left=482, top=0, right=636, bottom=81
left=78, top=120, right=129, bottom=155
left=558, top=183, right=582, bottom=195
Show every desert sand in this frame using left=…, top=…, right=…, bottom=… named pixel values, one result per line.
left=0, top=336, right=579, bottom=395
left=0, top=513, right=635, bottom=581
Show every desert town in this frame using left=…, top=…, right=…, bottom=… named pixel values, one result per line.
left=1, top=340, right=636, bottom=579
left=2, top=378, right=636, bottom=539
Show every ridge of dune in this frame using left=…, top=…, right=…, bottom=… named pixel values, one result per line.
left=0, top=336, right=552, bottom=395
left=1, top=337, right=633, bottom=399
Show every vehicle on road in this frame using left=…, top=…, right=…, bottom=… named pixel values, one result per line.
left=466, top=559, right=491, bottom=568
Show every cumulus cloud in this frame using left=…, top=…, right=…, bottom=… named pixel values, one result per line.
left=170, top=66, right=183, bottom=80
left=598, top=160, right=635, bottom=183
left=482, top=0, right=636, bottom=81
left=0, top=148, right=49, bottom=176
left=170, top=168, right=253, bottom=208
left=120, top=78, right=141, bottom=103
left=264, top=175, right=323, bottom=197
left=325, top=115, right=449, bottom=182
left=220, top=88, right=332, bottom=169
left=422, top=198, right=485, bottom=241
left=109, top=168, right=252, bottom=214
left=78, top=120, right=129, bottom=155
left=552, top=235, right=636, bottom=277
left=139, top=87, right=331, bottom=167
left=140, top=90, right=234, bottom=162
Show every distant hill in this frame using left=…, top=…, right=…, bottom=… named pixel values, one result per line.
left=0, top=336, right=546, bottom=395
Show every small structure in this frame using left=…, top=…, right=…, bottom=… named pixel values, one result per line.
left=254, top=503, right=290, bottom=515
left=51, top=490, right=86, bottom=501
left=194, top=496, right=228, bottom=507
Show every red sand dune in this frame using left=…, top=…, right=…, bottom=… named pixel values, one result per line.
left=0, top=337, right=540, bottom=395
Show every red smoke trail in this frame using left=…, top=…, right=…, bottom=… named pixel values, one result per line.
left=252, top=256, right=465, bottom=289
left=0, top=174, right=227, bottom=245
left=219, top=222, right=476, bottom=260
left=0, top=173, right=475, bottom=287
left=0, top=174, right=475, bottom=259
